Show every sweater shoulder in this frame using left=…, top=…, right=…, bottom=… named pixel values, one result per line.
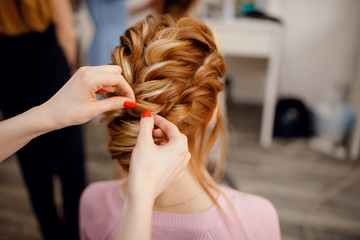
left=219, top=185, right=281, bottom=240
left=79, top=179, right=126, bottom=240
left=82, top=179, right=124, bottom=198
left=220, top=185, right=276, bottom=212
left=80, top=178, right=127, bottom=213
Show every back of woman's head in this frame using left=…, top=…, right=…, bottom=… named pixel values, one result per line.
left=105, top=15, right=226, bottom=185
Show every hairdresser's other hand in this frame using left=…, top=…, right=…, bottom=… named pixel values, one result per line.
left=41, top=65, right=136, bottom=129
left=128, top=111, right=191, bottom=201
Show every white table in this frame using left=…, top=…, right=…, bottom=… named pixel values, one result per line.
left=203, top=18, right=284, bottom=148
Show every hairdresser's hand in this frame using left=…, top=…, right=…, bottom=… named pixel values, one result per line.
left=41, top=65, right=137, bottom=129
left=114, top=112, right=190, bottom=240
left=128, top=111, right=191, bottom=201
left=0, top=65, right=137, bottom=162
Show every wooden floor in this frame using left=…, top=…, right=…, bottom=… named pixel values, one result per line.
left=0, top=103, right=359, bottom=240
left=226, top=103, right=360, bottom=240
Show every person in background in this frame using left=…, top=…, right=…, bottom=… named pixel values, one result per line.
left=0, top=0, right=82, bottom=239
left=87, top=0, right=128, bottom=66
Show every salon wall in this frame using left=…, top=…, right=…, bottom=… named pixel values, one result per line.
left=227, top=0, right=360, bottom=106
left=279, top=0, right=360, bottom=105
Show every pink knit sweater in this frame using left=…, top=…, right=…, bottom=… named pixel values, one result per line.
left=80, top=178, right=281, bottom=240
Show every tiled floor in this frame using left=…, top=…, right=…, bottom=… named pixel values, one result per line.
left=0, top=103, right=359, bottom=239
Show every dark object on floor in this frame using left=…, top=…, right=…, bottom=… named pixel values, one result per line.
left=273, top=98, right=314, bottom=138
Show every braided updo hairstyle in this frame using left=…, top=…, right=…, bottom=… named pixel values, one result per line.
left=104, top=15, right=227, bottom=202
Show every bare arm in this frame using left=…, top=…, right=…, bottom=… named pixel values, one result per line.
left=50, top=0, right=77, bottom=68
left=114, top=114, right=190, bottom=240
left=0, top=105, right=57, bottom=162
left=0, top=66, right=136, bottom=162
left=116, top=192, right=154, bottom=240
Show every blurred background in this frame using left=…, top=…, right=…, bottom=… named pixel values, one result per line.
left=1, top=0, right=360, bottom=239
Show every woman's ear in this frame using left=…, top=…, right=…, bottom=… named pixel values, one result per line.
left=207, top=105, right=218, bottom=127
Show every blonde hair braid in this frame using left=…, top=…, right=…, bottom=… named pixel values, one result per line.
left=104, top=14, right=225, bottom=183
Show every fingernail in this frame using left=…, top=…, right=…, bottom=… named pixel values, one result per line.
left=143, top=110, right=151, bottom=118
left=123, top=101, right=139, bottom=108
left=95, top=89, right=106, bottom=94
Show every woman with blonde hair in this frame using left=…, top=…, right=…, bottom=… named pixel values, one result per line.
left=80, top=15, right=281, bottom=240
left=0, top=0, right=83, bottom=239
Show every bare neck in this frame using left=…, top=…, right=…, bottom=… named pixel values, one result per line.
left=123, top=166, right=218, bottom=214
